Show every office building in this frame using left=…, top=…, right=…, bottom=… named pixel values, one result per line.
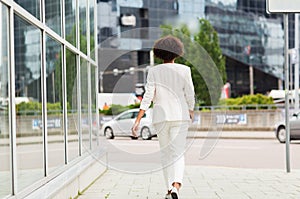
left=206, top=0, right=285, bottom=96
left=97, top=0, right=204, bottom=93
left=98, top=0, right=293, bottom=97
left=0, top=0, right=102, bottom=198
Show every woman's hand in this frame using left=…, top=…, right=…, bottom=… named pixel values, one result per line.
left=189, top=110, right=194, bottom=121
left=131, top=109, right=145, bottom=138
left=131, top=121, right=140, bottom=137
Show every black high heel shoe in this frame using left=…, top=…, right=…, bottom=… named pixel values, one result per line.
left=171, top=187, right=178, bottom=199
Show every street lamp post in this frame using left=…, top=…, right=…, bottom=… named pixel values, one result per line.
left=295, top=14, right=299, bottom=112
left=249, top=65, right=254, bottom=95
left=249, top=56, right=254, bottom=95
left=99, top=72, right=104, bottom=93
left=284, top=14, right=291, bottom=173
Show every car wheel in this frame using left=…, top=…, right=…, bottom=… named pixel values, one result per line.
left=140, top=126, right=152, bottom=140
left=277, top=126, right=286, bottom=143
left=104, top=127, right=114, bottom=139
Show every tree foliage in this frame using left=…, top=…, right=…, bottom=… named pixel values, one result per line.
left=160, top=19, right=226, bottom=106
left=54, top=25, right=93, bottom=109
left=194, top=19, right=226, bottom=105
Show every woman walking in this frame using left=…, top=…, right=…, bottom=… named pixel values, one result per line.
left=131, top=35, right=195, bottom=199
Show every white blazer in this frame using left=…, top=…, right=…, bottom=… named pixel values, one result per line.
left=140, top=63, right=195, bottom=124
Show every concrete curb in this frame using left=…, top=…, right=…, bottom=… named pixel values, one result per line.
left=0, top=130, right=277, bottom=146
left=188, top=130, right=276, bottom=139
left=188, top=135, right=276, bottom=140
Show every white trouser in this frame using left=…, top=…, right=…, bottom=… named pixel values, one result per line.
left=154, top=121, right=189, bottom=191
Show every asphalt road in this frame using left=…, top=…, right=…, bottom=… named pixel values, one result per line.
left=185, top=138, right=300, bottom=169
left=102, top=136, right=300, bottom=171
left=1, top=135, right=300, bottom=171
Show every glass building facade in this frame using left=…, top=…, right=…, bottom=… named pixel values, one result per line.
left=97, top=0, right=291, bottom=96
left=0, top=0, right=98, bottom=198
left=207, top=6, right=283, bottom=78
left=97, top=0, right=204, bottom=93
left=205, top=0, right=286, bottom=95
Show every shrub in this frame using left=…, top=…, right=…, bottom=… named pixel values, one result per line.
left=100, top=103, right=142, bottom=115
left=218, top=94, right=275, bottom=110
left=100, top=104, right=129, bottom=115
left=16, top=102, right=64, bottom=115
left=16, top=102, right=42, bottom=115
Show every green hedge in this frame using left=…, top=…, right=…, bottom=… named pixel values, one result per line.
left=218, top=94, right=275, bottom=110
left=100, top=103, right=141, bottom=115
left=16, top=102, right=64, bottom=115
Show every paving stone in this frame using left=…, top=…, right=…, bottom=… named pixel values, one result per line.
left=76, top=166, right=300, bottom=199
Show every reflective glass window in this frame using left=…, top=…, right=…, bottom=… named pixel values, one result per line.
left=206, top=1, right=284, bottom=79
left=91, top=65, right=98, bottom=149
left=66, top=48, right=79, bottom=161
left=79, top=0, right=87, bottom=54
left=65, top=0, right=76, bottom=46
left=80, top=59, right=89, bottom=153
left=90, top=0, right=95, bottom=60
left=0, top=3, right=11, bottom=197
left=14, top=14, right=43, bottom=191
left=46, top=35, right=64, bottom=172
left=45, top=0, right=61, bottom=35
left=15, top=0, right=40, bottom=20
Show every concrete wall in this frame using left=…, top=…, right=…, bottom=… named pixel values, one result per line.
left=1, top=110, right=284, bottom=138
left=190, top=109, right=282, bottom=131
left=0, top=114, right=81, bottom=137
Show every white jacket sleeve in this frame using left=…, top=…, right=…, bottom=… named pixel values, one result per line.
left=184, top=68, right=195, bottom=110
left=140, top=69, right=155, bottom=111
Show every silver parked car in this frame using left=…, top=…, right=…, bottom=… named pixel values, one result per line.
left=275, top=113, right=300, bottom=143
left=101, top=108, right=155, bottom=140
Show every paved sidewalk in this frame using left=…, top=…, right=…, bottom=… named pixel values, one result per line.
left=77, top=166, right=300, bottom=199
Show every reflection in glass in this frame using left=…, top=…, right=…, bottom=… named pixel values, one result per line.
left=66, top=48, right=79, bottom=161
left=46, top=35, right=64, bottom=172
left=45, top=0, right=61, bottom=35
left=14, top=0, right=40, bottom=20
left=80, top=59, right=89, bottom=153
left=0, top=3, right=11, bottom=197
left=206, top=2, right=284, bottom=79
left=79, top=0, right=87, bottom=54
left=91, top=65, right=98, bottom=149
left=65, top=0, right=76, bottom=46
left=90, top=0, right=95, bottom=60
left=14, top=14, right=43, bottom=192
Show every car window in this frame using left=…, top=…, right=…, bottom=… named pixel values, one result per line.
left=132, top=112, right=138, bottom=118
left=132, top=111, right=146, bottom=118
left=117, top=112, right=133, bottom=120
